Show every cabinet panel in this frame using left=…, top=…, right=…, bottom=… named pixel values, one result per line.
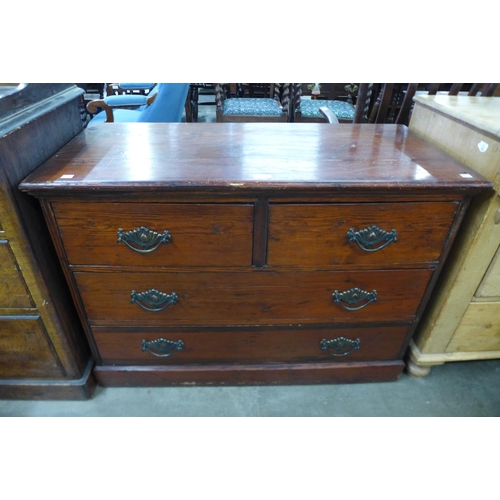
left=0, top=241, right=34, bottom=308
left=446, top=302, right=500, bottom=352
left=0, top=317, right=63, bottom=378
left=475, top=245, right=500, bottom=299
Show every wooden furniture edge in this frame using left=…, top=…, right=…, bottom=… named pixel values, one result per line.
left=0, top=357, right=96, bottom=400
left=412, top=95, right=500, bottom=142
left=406, top=339, right=500, bottom=377
left=94, top=361, right=404, bottom=386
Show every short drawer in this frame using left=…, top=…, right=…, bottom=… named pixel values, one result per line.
left=52, top=202, right=254, bottom=267
left=93, top=325, right=409, bottom=365
left=74, top=269, right=433, bottom=326
left=267, top=202, right=458, bottom=267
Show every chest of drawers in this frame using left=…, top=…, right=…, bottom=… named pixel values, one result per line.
left=407, top=96, right=500, bottom=375
left=20, top=122, right=491, bottom=386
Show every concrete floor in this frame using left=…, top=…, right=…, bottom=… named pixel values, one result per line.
left=3, top=90, right=499, bottom=417
left=1, top=359, right=500, bottom=416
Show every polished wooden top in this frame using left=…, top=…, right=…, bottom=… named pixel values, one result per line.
left=413, top=95, right=500, bottom=139
left=20, top=123, right=491, bottom=195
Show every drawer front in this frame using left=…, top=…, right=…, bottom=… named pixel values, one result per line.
left=75, top=269, right=433, bottom=326
left=93, top=325, right=409, bottom=364
left=0, top=241, right=34, bottom=309
left=52, top=202, right=254, bottom=267
left=268, top=202, right=458, bottom=267
left=0, top=317, right=63, bottom=378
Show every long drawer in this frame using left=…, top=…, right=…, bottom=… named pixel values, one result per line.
left=74, top=269, right=433, bottom=325
left=52, top=202, right=254, bottom=267
left=93, top=325, right=409, bottom=364
left=268, top=202, right=458, bottom=267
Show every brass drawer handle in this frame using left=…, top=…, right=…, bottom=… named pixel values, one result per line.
left=332, top=287, right=377, bottom=311
left=320, top=337, right=360, bottom=356
left=117, top=226, right=171, bottom=253
left=142, top=338, right=184, bottom=357
left=346, top=225, right=397, bottom=252
left=131, top=289, right=178, bottom=312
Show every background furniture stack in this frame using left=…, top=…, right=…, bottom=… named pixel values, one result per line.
left=407, top=94, right=500, bottom=375
left=0, top=84, right=95, bottom=399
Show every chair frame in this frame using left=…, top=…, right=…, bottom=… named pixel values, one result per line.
left=87, top=91, right=158, bottom=123
left=368, top=83, right=419, bottom=125
left=293, top=83, right=374, bottom=123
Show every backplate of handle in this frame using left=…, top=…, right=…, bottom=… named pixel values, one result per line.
left=346, top=225, right=397, bottom=252
left=332, top=287, right=377, bottom=311
left=130, top=289, right=178, bottom=312
left=142, top=338, right=184, bottom=357
left=320, top=337, right=360, bottom=356
left=117, top=226, right=171, bottom=253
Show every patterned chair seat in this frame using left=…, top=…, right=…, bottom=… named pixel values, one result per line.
left=223, top=98, right=283, bottom=116
left=300, top=99, right=356, bottom=120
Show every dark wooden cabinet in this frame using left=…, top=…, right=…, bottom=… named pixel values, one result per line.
left=0, top=84, right=95, bottom=399
left=20, top=122, right=491, bottom=386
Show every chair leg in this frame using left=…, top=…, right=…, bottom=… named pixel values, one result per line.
left=192, top=85, right=199, bottom=122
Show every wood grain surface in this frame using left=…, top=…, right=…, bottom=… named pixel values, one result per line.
left=74, top=269, right=433, bottom=325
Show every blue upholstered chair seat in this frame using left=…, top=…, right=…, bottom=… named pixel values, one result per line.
left=104, top=94, right=149, bottom=107
left=223, top=98, right=283, bottom=116
left=300, top=99, right=355, bottom=120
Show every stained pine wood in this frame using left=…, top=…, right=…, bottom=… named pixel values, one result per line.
left=20, top=122, right=491, bottom=386
left=268, top=202, right=458, bottom=267
left=93, top=325, right=409, bottom=364
left=20, top=123, right=488, bottom=196
left=74, top=269, right=433, bottom=325
left=52, top=202, right=254, bottom=267
left=94, top=361, right=405, bottom=386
